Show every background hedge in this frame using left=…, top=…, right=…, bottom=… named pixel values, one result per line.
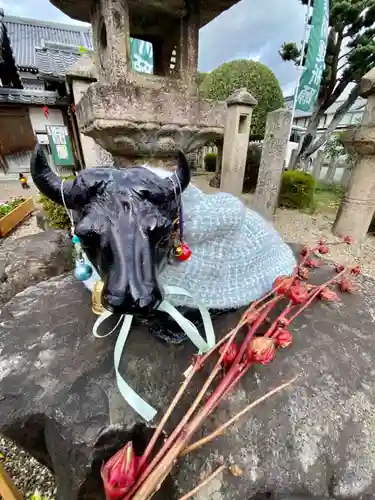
left=199, top=59, right=284, bottom=138
left=278, top=171, right=316, bottom=210
left=204, top=153, right=217, bottom=172
left=39, top=175, right=75, bottom=230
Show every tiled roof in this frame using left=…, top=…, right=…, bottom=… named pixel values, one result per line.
left=0, top=87, right=66, bottom=105
left=36, top=42, right=94, bottom=79
left=21, top=77, right=45, bottom=91
left=4, top=14, right=92, bottom=72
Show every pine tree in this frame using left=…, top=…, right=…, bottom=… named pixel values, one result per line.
left=280, top=0, right=375, bottom=166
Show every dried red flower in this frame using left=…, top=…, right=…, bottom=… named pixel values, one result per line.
left=306, top=259, right=320, bottom=269
left=339, top=278, right=356, bottom=293
left=335, top=264, right=345, bottom=273
left=319, top=287, right=339, bottom=302
left=344, top=236, right=353, bottom=245
left=274, top=329, right=293, bottom=348
left=298, top=267, right=309, bottom=280
left=245, top=309, right=260, bottom=324
left=247, top=337, right=276, bottom=365
left=351, top=266, right=361, bottom=276
left=288, top=283, right=309, bottom=305
left=300, top=246, right=310, bottom=257
left=219, top=342, right=239, bottom=367
left=318, top=245, right=329, bottom=255
left=101, top=442, right=139, bottom=499
left=277, top=316, right=289, bottom=327
left=272, top=276, right=294, bottom=295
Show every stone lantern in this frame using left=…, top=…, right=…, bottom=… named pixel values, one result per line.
left=50, top=0, right=240, bottom=168
left=332, top=68, right=375, bottom=242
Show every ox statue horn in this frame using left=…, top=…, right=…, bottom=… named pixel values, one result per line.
left=30, top=143, right=84, bottom=209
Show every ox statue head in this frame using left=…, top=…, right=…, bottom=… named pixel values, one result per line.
left=31, top=144, right=190, bottom=316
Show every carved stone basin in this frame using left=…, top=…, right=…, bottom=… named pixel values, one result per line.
left=76, top=76, right=226, bottom=164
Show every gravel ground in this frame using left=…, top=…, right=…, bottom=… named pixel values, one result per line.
left=1, top=439, right=56, bottom=499
left=1, top=174, right=374, bottom=499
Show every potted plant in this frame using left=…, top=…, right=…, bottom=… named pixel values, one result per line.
left=0, top=197, right=35, bottom=237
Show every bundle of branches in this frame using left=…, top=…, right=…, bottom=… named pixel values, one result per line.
left=102, top=236, right=359, bottom=500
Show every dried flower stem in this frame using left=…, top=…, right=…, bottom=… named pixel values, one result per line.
left=178, top=464, right=226, bottom=500
left=137, top=358, right=199, bottom=474
left=129, top=300, right=279, bottom=499
left=124, top=326, right=244, bottom=500
left=199, top=294, right=281, bottom=366
left=180, top=374, right=300, bottom=457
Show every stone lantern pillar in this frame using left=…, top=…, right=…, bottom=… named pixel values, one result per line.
left=49, top=0, right=240, bottom=168
left=220, top=88, right=257, bottom=196
left=332, top=68, right=375, bottom=243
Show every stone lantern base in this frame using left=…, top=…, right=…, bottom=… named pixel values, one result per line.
left=76, top=77, right=226, bottom=168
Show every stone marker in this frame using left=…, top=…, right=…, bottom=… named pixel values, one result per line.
left=333, top=67, right=375, bottom=242
left=221, top=88, right=258, bottom=196
left=1, top=246, right=375, bottom=499
left=254, top=108, right=292, bottom=219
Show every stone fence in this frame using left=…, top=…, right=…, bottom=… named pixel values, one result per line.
left=309, top=152, right=353, bottom=188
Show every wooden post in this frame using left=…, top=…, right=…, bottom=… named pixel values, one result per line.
left=0, top=463, right=24, bottom=500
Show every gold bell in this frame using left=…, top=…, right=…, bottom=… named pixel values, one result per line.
left=92, top=280, right=105, bottom=315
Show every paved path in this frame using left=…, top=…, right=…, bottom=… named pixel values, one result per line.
left=0, top=180, right=38, bottom=201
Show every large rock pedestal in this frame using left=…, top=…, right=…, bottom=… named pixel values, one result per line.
left=333, top=68, right=375, bottom=242
left=2, top=249, right=375, bottom=499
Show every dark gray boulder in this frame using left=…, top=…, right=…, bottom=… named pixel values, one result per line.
left=0, top=230, right=73, bottom=305
left=0, top=258, right=375, bottom=499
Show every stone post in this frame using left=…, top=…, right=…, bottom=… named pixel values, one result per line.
left=312, top=149, right=325, bottom=180
left=253, top=108, right=292, bottom=219
left=91, top=0, right=131, bottom=82
left=220, top=88, right=257, bottom=196
left=332, top=68, right=375, bottom=242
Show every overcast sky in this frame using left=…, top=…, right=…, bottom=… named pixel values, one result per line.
left=1, top=0, right=306, bottom=96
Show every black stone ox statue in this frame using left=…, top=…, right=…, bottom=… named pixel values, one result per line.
left=31, top=143, right=190, bottom=316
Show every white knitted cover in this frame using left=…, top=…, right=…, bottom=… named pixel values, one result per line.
left=158, top=182, right=296, bottom=309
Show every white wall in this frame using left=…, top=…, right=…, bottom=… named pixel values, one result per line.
left=28, top=107, right=65, bottom=133
left=71, top=79, right=113, bottom=168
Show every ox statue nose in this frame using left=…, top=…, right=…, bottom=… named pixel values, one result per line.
left=102, top=288, right=162, bottom=316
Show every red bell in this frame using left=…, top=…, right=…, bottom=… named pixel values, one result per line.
left=175, top=243, right=192, bottom=261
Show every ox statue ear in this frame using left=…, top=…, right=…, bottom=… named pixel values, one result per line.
left=30, top=143, right=88, bottom=209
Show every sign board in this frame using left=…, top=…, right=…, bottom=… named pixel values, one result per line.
left=296, top=0, right=330, bottom=113
left=130, top=38, right=154, bottom=74
left=45, top=125, right=74, bottom=167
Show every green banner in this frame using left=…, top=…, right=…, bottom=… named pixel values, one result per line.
left=296, top=0, right=329, bottom=112
left=46, top=125, right=74, bottom=167
left=130, top=38, right=154, bottom=74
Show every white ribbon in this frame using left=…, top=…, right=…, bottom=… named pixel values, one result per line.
left=92, top=284, right=216, bottom=422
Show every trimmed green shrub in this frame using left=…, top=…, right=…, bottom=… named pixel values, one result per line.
left=199, top=59, right=284, bottom=138
left=197, top=71, right=208, bottom=86
left=278, top=171, right=316, bottom=210
left=243, top=143, right=262, bottom=193
left=204, top=153, right=217, bottom=172
left=39, top=175, right=75, bottom=230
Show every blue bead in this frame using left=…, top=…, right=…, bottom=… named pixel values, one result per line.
left=72, top=234, right=80, bottom=244
left=74, top=263, right=93, bottom=281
